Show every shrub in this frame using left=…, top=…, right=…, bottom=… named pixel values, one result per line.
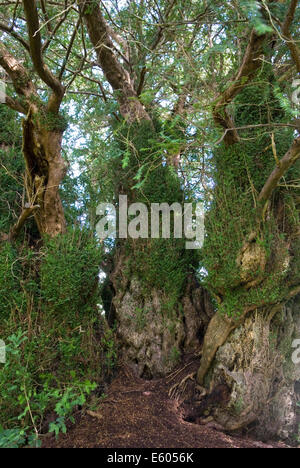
left=0, top=229, right=114, bottom=446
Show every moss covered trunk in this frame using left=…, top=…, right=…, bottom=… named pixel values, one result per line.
left=22, top=109, right=67, bottom=237
left=197, top=70, right=300, bottom=438
left=102, top=120, right=213, bottom=377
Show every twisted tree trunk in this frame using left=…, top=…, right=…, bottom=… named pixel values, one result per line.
left=197, top=298, right=300, bottom=440
left=0, top=0, right=67, bottom=238
left=22, top=110, right=67, bottom=237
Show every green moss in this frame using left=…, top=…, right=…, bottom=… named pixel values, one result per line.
left=111, top=119, right=199, bottom=315
left=169, top=345, right=181, bottom=364
left=40, top=229, right=101, bottom=320
left=84, top=0, right=99, bottom=15
left=133, top=307, right=147, bottom=330
left=234, top=397, right=245, bottom=416
left=34, top=108, right=69, bottom=132
left=125, top=237, right=197, bottom=316
left=203, top=69, right=299, bottom=318
left=0, top=107, right=25, bottom=234
left=217, top=270, right=289, bottom=319
left=0, top=243, right=23, bottom=320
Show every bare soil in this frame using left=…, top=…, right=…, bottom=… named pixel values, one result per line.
left=42, top=359, right=290, bottom=449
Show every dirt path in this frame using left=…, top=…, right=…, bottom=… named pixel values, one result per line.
left=42, top=364, right=289, bottom=449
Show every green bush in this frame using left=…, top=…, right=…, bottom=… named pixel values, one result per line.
left=40, top=229, right=101, bottom=319
left=0, top=106, right=24, bottom=235
left=0, top=243, right=23, bottom=320
left=0, top=229, right=115, bottom=447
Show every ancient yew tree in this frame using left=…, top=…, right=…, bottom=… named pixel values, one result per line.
left=0, top=0, right=68, bottom=238
left=0, top=0, right=299, bottom=441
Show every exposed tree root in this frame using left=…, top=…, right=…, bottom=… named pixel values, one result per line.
left=168, top=372, right=196, bottom=399
left=196, top=313, right=237, bottom=385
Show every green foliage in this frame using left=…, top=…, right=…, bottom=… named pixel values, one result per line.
left=1, top=0, right=299, bottom=444
left=239, top=1, right=273, bottom=34
left=110, top=119, right=199, bottom=314
left=48, top=381, right=97, bottom=439
left=127, top=237, right=197, bottom=314
left=169, top=345, right=181, bottom=364
left=0, top=243, right=23, bottom=319
left=0, top=330, right=97, bottom=446
left=40, top=229, right=101, bottom=319
left=114, top=119, right=183, bottom=200
left=0, top=230, right=112, bottom=446
left=0, top=107, right=24, bottom=234
left=36, top=109, right=69, bottom=132
left=0, top=426, right=39, bottom=449
left=203, top=70, right=299, bottom=318
left=84, top=0, right=99, bottom=16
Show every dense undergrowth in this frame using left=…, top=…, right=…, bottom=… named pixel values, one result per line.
left=0, top=230, right=117, bottom=448
left=0, top=107, right=117, bottom=448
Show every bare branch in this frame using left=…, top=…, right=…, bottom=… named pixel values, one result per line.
left=214, top=122, right=298, bottom=146
left=281, top=0, right=300, bottom=73
left=78, top=0, right=150, bottom=122
left=4, top=95, right=27, bottom=114
left=22, top=0, right=65, bottom=112
left=282, top=0, right=298, bottom=36
left=59, top=15, right=81, bottom=79
left=136, top=0, right=179, bottom=96
left=258, top=137, right=300, bottom=211
left=0, top=43, right=37, bottom=104
left=213, top=30, right=267, bottom=145
left=0, top=21, right=30, bottom=51
left=42, top=5, right=72, bottom=53
left=79, top=1, right=130, bottom=92
left=9, top=204, right=40, bottom=241
left=288, top=284, right=300, bottom=299
left=40, top=0, right=53, bottom=33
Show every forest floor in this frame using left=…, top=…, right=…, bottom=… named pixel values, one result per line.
left=42, top=358, right=290, bottom=449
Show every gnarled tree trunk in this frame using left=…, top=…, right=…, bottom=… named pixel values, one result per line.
left=108, top=245, right=213, bottom=378
left=0, top=0, right=67, bottom=239
left=196, top=56, right=300, bottom=438
left=202, top=298, right=300, bottom=439
left=22, top=111, right=67, bottom=237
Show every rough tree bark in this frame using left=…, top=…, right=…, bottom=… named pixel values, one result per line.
left=21, top=107, right=67, bottom=237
